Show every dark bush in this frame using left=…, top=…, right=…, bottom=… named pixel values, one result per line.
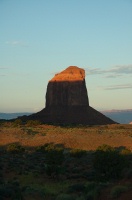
left=6, top=143, right=25, bottom=154
left=110, top=185, right=128, bottom=198
left=36, top=143, right=52, bottom=153
left=13, top=119, right=22, bottom=126
left=45, top=144, right=64, bottom=166
left=68, top=183, right=85, bottom=193
left=0, top=181, right=23, bottom=199
left=56, top=193, right=74, bottom=200
left=93, top=144, right=128, bottom=181
left=119, top=148, right=131, bottom=156
left=43, top=144, right=65, bottom=176
left=69, top=149, right=87, bottom=158
left=85, top=182, right=101, bottom=200
left=26, top=120, right=41, bottom=126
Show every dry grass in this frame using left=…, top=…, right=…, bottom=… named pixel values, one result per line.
left=0, top=123, right=132, bottom=151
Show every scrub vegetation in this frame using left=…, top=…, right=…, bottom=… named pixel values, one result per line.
left=0, top=121, right=132, bottom=199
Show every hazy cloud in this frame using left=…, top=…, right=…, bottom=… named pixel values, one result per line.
left=6, top=40, right=28, bottom=47
left=104, top=84, right=132, bottom=90
left=86, top=68, right=105, bottom=75
left=86, top=64, right=132, bottom=78
left=0, top=67, right=8, bottom=76
left=108, top=65, right=132, bottom=74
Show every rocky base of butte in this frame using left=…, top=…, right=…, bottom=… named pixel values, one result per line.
left=19, top=66, right=116, bottom=125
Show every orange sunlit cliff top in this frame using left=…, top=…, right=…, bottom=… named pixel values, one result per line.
left=50, top=66, right=85, bottom=82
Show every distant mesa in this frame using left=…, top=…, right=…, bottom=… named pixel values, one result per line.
left=20, top=66, right=116, bottom=125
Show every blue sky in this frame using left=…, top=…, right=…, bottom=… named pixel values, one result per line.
left=0, top=0, right=132, bottom=112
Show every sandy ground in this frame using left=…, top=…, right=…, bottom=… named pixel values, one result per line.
left=0, top=124, right=132, bottom=151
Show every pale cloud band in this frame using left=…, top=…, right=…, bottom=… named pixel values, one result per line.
left=86, top=64, right=132, bottom=77
left=85, top=64, right=132, bottom=91
left=104, top=84, right=132, bottom=90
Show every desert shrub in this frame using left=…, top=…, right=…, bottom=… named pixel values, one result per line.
left=44, top=144, right=65, bottom=176
left=36, top=143, right=55, bottom=152
left=45, top=164, right=65, bottom=177
left=86, top=189, right=100, bottom=200
left=96, top=144, right=114, bottom=152
left=56, top=193, right=74, bottom=200
left=13, top=119, right=22, bottom=126
left=26, top=120, right=41, bottom=126
left=45, top=144, right=64, bottom=164
left=0, top=121, right=12, bottom=127
left=119, top=148, right=131, bottom=155
left=23, top=186, right=46, bottom=198
left=0, top=172, right=4, bottom=184
left=0, top=185, right=13, bottom=198
left=93, top=144, right=127, bottom=181
left=69, top=149, right=87, bottom=158
left=85, top=182, right=101, bottom=200
left=110, top=185, right=128, bottom=198
left=125, top=168, right=132, bottom=179
left=76, top=196, right=85, bottom=200
left=0, top=180, right=23, bottom=199
left=85, top=182, right=97, bottom=193
left=36, top=145, right=46, bottom=152
left=25, top=128, right=38, bottom=135
left=0, top=120, right=7, bottom=127
left=68, top=183, right=85, bottom=193
left=6, top=143, right=25, bottom=154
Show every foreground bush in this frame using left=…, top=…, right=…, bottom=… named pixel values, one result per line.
left=6, top=143, right=25, bottom=154
left=69, top=149, right=87, bottom=158
left=38, top=143, right=65, bottom=176
left=56, top=193, right=74, bottom=200
left=0, top=180, right=23, bottom=199
left=37, top=143, right=64, bottom=163
left=93, top=144, right=129, bottom=181
left=110, top=185, right=128, bottom=198
left=46, top=145, right=64, bottom=163
left=120, top=148, right=131, bottom=155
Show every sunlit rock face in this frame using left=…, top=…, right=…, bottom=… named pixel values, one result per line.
left=46, top=66, right=89, bottom=107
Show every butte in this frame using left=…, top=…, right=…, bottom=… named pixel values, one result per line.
left=20, top=66, right=116, bottom=125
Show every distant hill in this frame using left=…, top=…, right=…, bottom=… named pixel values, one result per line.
left=101, top=109, right=132, bottom=124
left=0, top=113, right=32, bottom=120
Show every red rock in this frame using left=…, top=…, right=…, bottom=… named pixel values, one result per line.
left=46, top=66, right=89, bottom=107
left=19, top=66, right=117, bottom=125
left=50, top=66, right=85, bottom=82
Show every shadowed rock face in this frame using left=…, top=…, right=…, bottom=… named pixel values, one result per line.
left=19, top=66, right=117, bottom=125
left=46, top=66, right=89, bottom=107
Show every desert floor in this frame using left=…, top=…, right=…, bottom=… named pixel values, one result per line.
left=0, top=123, right=132, bottom=151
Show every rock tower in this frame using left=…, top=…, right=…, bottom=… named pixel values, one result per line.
left=46, top=66, right=89, bottom=107
left=20, top=66, right=116, bottom=125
